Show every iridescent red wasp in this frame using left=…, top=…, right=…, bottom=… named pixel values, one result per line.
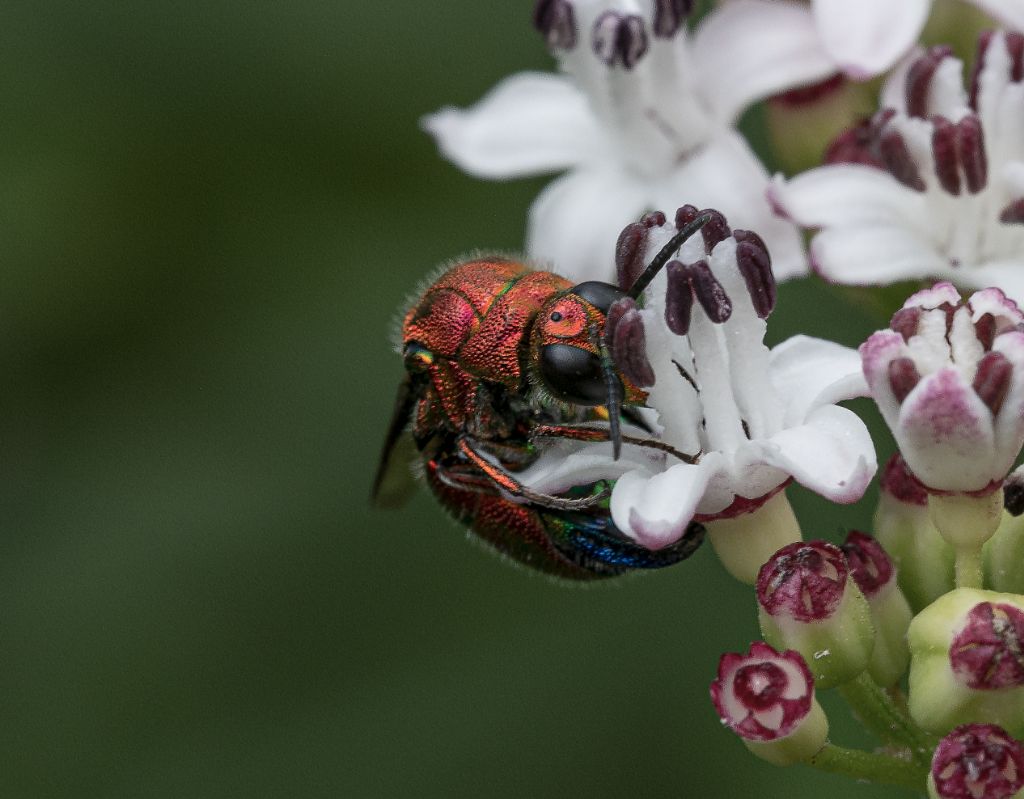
left=372, top=211, right=712, bottom=580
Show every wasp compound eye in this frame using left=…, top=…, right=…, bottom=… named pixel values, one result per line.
left=569, top=281, right=626, bottom=313
left=540, top=344, right=614, bottom=405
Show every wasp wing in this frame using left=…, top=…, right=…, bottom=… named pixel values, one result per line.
left=371, top=374, right=421, bottom=508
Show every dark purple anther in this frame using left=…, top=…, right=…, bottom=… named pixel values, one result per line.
left=699, top=209, right=731, bottom=253
left=592, top=12, right=648, bottom=69
left=533, top=0, right=577, bottom=49
left=824, top=118, right=884, bottom=168
left=932, top=116, right=962, bottom=195
left=890, top=306, right=923, bottom=342
left=970, top=30, right=995, bottom=109
left=1010, top=32, right=1024, bottom=82
left=687, top=260, right=732, bottom=324
left=975, top=312, right=996, bottom=351
left=652, top=0, right=692, bottom=38
left=931, top=724, right=1024, bottom=799
left=906, top=46, right=953, bottom=119
left=665, top=260, right=694, bottom=335
left=840, top=531, right=895, bottom=599
left=1000, top=198, right=1024, bottom=224
left=1005, top=468, right=1024, bottom=517
left=879, top=128, right=926, bottom=191
left=958, top=115, right=987, bottom=194
left=949, top=602, right=1024, bottom=690
left=757, top=541, right=849, bottom=622
left=889, top=357, right=922, bottom=403
left=674, top=204, right=700, bottom=230
left=610, top=304, right=656, bottom=387
left=734, top=230, right=776, bottom=319
left=973, top=350, right=1012, bottom=415
left=615, top=222, right=647, bottom=291
left=641, top=210, right=666, bottom=228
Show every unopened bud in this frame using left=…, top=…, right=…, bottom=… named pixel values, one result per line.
left=908, top=588, right=1024, bottom=737
left=928, top=724, right=1024, bottom=799
left=842, top=531, right=913, bottom=687
left=710, top=642, right=828, bottom=766
left=756, top=540, right=874, bottom=689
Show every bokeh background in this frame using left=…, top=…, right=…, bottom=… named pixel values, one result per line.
left=0, top=1, right=930, bottom=797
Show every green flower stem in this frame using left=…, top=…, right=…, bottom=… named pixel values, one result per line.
left=806, top=743, right=927, bottom=792
left=838, top=672, right=937, bottom=768
left=954, top=545, right=984, bottom=589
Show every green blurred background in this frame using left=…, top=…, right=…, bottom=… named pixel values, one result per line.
left=0, top=2, right=908, bottom=797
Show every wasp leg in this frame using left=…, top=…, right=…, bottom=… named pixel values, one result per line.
left=456, top=438, right=608, bottom=510
left=531, top=424, right=700, bottom=464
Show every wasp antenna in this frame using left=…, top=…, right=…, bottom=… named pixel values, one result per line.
left=627, top=212, right=713, bottom=300
left=594, top=326, right=624, bottom=460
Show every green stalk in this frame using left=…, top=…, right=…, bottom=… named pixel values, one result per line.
left=838, top=672, right=937, bottom=768
left=807, top=743, right=927, bottom=792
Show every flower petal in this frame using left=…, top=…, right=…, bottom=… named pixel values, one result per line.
left=526, top=167, right=650, bottom=282
left=692, top=0, right=835, bottom=124
left=970, top=0, right=1024, bottom=31
left=421, top=72, right=606, bottom=179
left=655, top=131, right=807, bottom=279
left=813, top=0, right=930, bottom=79
left=809, top=224, right=947, bottom=285
left=610, top=457, right=723, bottom=549
left=759, top=404, right=877, bottom=503
left=770, top=165, right=930, bottom=230
left=769, top=335, right=869, bottom=426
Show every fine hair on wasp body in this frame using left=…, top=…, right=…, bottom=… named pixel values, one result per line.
left=372, top=210, right=712, bottom=579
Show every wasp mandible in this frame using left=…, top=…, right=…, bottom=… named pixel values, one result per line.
left=372, top=211, right=712, bottom=580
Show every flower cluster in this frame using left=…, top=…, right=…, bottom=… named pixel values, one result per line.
left=410, top=2, right=1024, bottom=796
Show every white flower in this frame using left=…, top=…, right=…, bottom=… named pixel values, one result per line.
left=517, top=208, right=877, bottom=550
left=805, top=0, right=1024, bottom=79
left=860, top=281, right=1024, bottom=494
left=423, top=0, right=837, bottom=284
left=772, top=32, right=1024, bottom=304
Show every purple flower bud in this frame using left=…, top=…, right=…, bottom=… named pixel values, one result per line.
left=841, top=531, right=895, bottom=599
left=757, top=541, right=849, bottom=622
left=931, top=724, right=1024, bottom=799
left=949, top=602, right=1024, bottom=690
left=710, top=642, right=814, bottom=742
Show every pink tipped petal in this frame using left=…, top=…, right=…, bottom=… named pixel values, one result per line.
left=771, top=166, right=929, bottom=230
left=860, top=330, right=908, bottom=418
left=610, top=460, right=721, bottom=549
left=526, top=167, right=650, bottom=283
left=693, top=0, right=834, bottom=124
left=769, top=335, right=869, bottom=426
left=759, top=405, right=877, bottom=504
left=897, top=368, right=997, bottom=491
left=810, top=224, right=947, bottom=285
left=813, top=0, right=930, bottom=79
left=422, top=72, right=605, bottom=179
left=905, top=281, right=963, bottom=309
